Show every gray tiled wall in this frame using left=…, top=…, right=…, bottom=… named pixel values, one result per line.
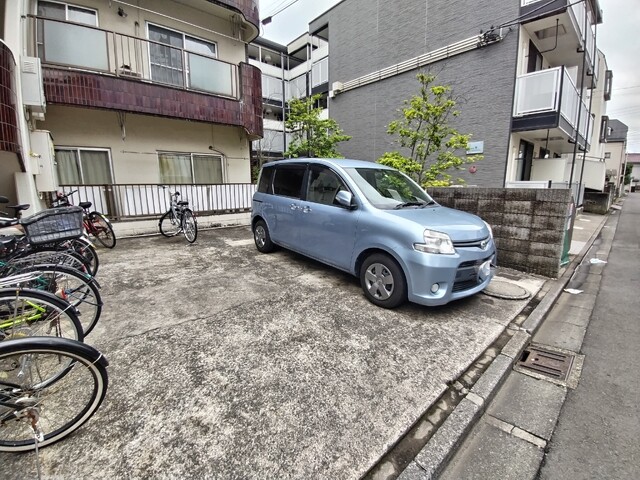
left=325, top=0, right=521, bottom=187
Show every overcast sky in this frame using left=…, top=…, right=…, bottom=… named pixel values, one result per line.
left=259, top=0, right=639, bottom=153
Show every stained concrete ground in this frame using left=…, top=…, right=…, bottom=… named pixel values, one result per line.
left=1, top=223, right=547, bottom=479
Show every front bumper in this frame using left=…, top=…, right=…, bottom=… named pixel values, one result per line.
left=403, top=243, right=497, bottom=306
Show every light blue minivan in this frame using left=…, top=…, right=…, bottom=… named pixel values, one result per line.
left=251, top=158, right=496, bottom=309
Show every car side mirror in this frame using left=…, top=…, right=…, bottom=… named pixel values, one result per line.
left=335, top=190, right=356, bottom=209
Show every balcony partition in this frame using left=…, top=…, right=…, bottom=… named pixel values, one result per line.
left=36, top=16, right=238, bottom=98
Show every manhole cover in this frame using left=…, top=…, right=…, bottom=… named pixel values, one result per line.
left=482, top=280, right=530, bottom=300
left=517, top=345, right=574, bottom=381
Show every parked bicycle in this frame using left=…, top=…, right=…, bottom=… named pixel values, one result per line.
left=158, top=186, right=198, bottom=243
left=0, top=336, right=109, bottom=453
left=53, top=190, right=116, bottom=249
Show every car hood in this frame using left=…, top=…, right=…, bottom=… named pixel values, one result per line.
left=386, top=205, right=489, bottom=242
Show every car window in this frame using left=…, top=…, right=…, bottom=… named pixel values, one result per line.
left=306, top=166, right=347, bottom=206
left=272, top=164, right=306, bottom=199
left=343, top=167, right=434, bottom=209
left=257, top=166, right=274, bottom=194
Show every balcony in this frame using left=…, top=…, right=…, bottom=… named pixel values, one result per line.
left=32, top=16, right=263, bottom=138
left=512, top=66, right=592, bottom=152
left=520, top=0, right=600, bottom=85
left=0, top=41, right=22, bottom=165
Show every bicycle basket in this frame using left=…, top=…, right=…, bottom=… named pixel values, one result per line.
left=21, top=206, right=84, bottom=245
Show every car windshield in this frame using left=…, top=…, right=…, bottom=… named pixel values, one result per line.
left=343, top=167, right=436, bottom=209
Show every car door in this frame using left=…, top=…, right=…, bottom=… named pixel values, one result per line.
left=298, top=165, right=359, bottom=270
left=268, top=163, right=307, bottom=248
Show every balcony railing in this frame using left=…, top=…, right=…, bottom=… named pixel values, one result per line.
left=34, top=16, right=238, bottom=98
left=513, top=66, right=590, bottom=141
left=60, top=183, right=256, bottom=221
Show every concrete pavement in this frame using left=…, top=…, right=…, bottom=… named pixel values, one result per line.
left=1, top=221, right=544, bottom=479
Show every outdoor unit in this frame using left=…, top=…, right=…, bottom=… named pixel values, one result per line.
left=20, top=56, right=46, bottom=116
left=30, top=130, right=59, bottom=192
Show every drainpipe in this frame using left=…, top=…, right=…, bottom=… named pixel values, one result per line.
left=568, top=0, right=589, bottom=204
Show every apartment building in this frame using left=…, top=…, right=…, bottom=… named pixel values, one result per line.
left=253, top=0, right=615, bottom=202
left=249, top=33, right=329, bottom=168
left=1, top=0, right=261, bottom=227
left=603, top=118, right=629, bottom=195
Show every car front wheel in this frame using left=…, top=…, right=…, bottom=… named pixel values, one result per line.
left=360, top=253, right=407, bottom=308
left=253, top=220, right=275, bottom=253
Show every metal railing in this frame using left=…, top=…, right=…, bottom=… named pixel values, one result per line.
left=59, top=183, right=256, bottom=221
left=33, top=16, right=238, bottom=98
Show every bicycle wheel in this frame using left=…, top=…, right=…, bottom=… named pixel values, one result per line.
left=57, top=237, right=99, bottom=276
left=0, top=288, right=83, bottom=342
left=88, top=212, right=116, bottom=249
left=19, top=265, right=103, bottom=336
left=0, top=337, right=108, bottom=452
left=9, top=249, right=91, bottom=275
left=159, top=210, right=181, bottom=237
left=182, top=209, right=198, bottom=243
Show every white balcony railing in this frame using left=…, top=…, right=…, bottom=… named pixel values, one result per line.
left=35, top=16, right=239, bottom=99
left=514, top=67, right=590, bottom=142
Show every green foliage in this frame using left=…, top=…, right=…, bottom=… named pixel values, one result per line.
left=624, top=163, right=633, bottom=185
left=285, top=94, right=351, bottom=158
left=377, top=73, right=481, bottom=187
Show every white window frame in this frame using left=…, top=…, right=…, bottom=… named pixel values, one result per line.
left=158, top=151, right=225, bottom=184
left=146, top=22, right=218, bottom=87
left=55, top=147, right=114, bottom=185
left=37, top=1, right=99, bottom=25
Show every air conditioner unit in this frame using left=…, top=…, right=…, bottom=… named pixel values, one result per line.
left=20, top=56, right=46, bottom=114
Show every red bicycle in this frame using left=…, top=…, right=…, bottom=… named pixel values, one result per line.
left=54, top=190, right=116, bottom=249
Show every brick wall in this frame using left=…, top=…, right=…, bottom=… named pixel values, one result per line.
left=427, top=188, right=573, bottom=277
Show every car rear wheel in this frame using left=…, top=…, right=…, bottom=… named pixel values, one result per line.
left=360, top=253, right=407, bottom=308
left=253, top=220, right=275, bottom=253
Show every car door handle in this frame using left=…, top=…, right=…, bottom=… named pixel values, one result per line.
left=290, top=203, right=299, bottom=211
left=301, top=206, right=311, bottom=213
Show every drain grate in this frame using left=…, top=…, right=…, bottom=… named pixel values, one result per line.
left=517, top=345, right=574, bottom=382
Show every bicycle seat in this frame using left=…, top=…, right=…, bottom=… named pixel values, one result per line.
left=79, top=201, right=92, bottom=209
left=7, top=204, right=30, bottom=218
left=178, top=201, right=189, bottom=206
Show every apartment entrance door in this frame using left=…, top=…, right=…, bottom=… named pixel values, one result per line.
left=516, top=140, right=535, bottom=181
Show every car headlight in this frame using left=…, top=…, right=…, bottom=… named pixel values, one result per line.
left=414, top=229, right=455, bottom=255
left=483, top=220, right=493, bottom=239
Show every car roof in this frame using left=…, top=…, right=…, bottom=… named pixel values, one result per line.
left=262, top=158, right=394, bottom=170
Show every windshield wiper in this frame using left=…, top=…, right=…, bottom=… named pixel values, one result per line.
left=394, top=201, right=426, bottom=209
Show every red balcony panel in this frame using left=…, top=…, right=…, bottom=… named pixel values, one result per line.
left=0, top=43, right=22, bottom=158
left=42, top=65, right=262, bottom=137
left=207, top=0, right=260, bottom=33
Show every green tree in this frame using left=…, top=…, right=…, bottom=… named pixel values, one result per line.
left=624, top=163, right=632, bottom=185
left=378, top=73, right=481, bottom=187
left=285, top=94, right=351, bottom=158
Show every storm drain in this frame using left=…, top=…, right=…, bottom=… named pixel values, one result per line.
left=516, top=345, right=575, bottom=382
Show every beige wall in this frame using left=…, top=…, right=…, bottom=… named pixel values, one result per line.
left=39, top=106, right=251, bottom=184
left=42, top=0, right=247, bottom=65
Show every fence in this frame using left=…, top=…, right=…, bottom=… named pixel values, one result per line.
left=59, top=183, right=256, bottom=221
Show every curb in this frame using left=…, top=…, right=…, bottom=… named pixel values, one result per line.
left=397, top=213, right=609, bottom=480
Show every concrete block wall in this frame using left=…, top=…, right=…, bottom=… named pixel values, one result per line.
left=427, top=188, right=573, bottom=277
left=583, top=191, right=613, bottom=214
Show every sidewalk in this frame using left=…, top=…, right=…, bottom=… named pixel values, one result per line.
left=395, top=202, right=614, bottom=480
